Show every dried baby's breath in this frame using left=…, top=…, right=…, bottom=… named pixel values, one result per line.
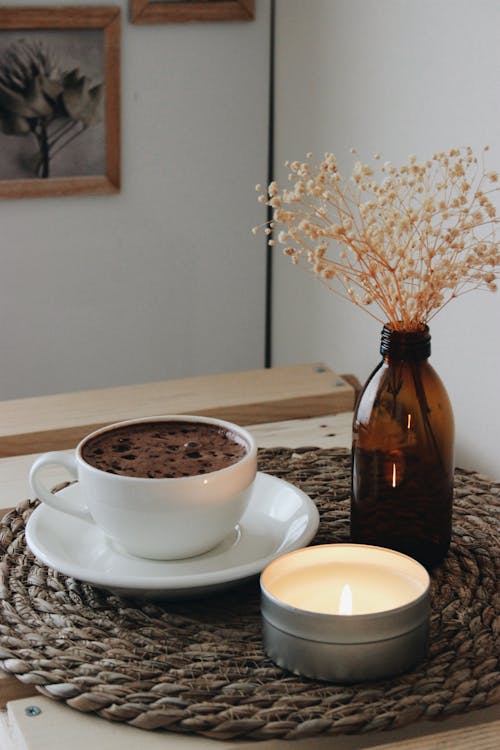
left=255, top=146, right=500, bottom=331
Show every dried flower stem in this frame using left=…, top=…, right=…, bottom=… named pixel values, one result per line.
left=255, top=147, right=500, bottom=331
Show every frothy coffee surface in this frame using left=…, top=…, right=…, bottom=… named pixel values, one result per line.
left=81, top=421, right=248, bottom=479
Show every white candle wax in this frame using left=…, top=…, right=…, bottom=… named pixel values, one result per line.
left=263, top=544, right=428, bottom=616
left=268, top=562, right=424, bottom=615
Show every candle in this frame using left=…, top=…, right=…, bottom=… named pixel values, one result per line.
left=260, top=544, right=430, bottom=683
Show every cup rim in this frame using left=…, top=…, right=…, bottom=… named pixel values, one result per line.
left=76, top=414, right=257, bottom=482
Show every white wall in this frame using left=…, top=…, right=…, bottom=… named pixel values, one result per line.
left=273, top=0, right=500, bottom=479
left=0, top=0, right=270, bottom=399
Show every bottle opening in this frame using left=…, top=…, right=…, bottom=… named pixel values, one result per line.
left=380, top=324, right=431, bottom=360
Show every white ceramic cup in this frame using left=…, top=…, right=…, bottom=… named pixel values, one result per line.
left=29, top=415, right=257, bottom=560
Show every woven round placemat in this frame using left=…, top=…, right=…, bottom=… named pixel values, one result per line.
left=0, top=447, right=499, bottom=742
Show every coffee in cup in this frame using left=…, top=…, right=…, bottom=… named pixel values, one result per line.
left=29, top=415, right=257, bottom=560
left=81, top=420, right=248, bottom=478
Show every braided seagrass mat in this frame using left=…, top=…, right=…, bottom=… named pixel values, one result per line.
left=0, top=447, right=499, bottom=742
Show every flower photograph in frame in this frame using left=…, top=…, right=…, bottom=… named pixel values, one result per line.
left=130, top=0, right=254, bottom=25
left=0, top=7, right=120, bottom=199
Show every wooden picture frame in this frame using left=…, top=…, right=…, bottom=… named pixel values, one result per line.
left=0, top=7, right=120, bottom=199
left=130, top=0, right=255, bottom=25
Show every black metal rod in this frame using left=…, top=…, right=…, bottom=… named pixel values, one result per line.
left=264, top=0, right=275, bottom=368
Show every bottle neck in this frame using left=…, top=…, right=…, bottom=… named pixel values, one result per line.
left=380, top=324, right=431, bottom=361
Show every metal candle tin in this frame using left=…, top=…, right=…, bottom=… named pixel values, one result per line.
left=260, top=544, right=430, bottom=683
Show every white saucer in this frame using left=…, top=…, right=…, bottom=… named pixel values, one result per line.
left=25, top=472, right=319, bottom=599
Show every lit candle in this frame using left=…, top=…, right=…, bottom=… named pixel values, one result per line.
left=338, top=583, right=352, bottom=615
left=260, top=544, right=430, bottom=683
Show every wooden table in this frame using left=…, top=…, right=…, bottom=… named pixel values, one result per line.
left=0, top=365, right=498, bottom=749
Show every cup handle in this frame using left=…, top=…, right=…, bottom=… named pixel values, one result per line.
left=29, top=451, right=94, bottom=524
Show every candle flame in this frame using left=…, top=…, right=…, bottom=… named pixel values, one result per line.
left=338, top=583, right=352, bottom=615
left=407, top=413, right=412, bottom=430
left=392, top=462, right=397, bottom=488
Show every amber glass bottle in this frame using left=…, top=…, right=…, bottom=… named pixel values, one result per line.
left=351, top=324, right=454, bottom=569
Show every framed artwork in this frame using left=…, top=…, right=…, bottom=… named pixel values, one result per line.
left=0, top=7, right=120, bottom=199
left=130, top=0, right=255, bottom=25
